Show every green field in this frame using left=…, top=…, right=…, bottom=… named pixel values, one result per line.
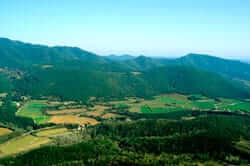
left=193, top=101, right=217, bottom=110
left=218, top=101, right=250, bottom=112
left=116, top=103, right=129, bottom=109
left=0, top=126, right=70, bottom=158
left=109, top=94, right=250, bottom=114
left=141, top=105, right=184, bottom=113
left=0, top=134, right=50, bottom=158
left=16, top=102, right=50, bottom=124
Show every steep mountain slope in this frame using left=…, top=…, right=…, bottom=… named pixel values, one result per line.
left=1, top=38, right=249, bottom=100
left=123, top=56, right=167, bottom=71
left=123, top=53, right=250, bottom=83
left=0, top=38, right=129, bottom=72
left=177, top=53, right=250, bottom=81
left=12, top=66, right=249, bottom=100
left=144, top=66, right=249, bottom=99
left=0, top=73, right=12, bottom=93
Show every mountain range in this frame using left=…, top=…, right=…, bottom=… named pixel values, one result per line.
left=0, top=37, right=250, bottom=100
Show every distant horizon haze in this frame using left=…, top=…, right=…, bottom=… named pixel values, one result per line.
left=0, top=36, right=249, bottom=61
left=1, top=0, right=250, bottom=59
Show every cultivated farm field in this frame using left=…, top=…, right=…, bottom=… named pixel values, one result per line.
left=105, top=94, right=250, bottom=114
left=48, top=115, right=99, bottom=125
left=16, top=101, right=50, bottom=124
left=0, top=135, right=50, bottom=157
left=0, top=128, right=12, bottom=136
left=0, top=126, right=71, bottom=158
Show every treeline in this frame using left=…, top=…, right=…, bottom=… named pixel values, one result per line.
left=12, top=66, right=250, bottom=101
left=0, top=95, right=36, bottom=130
left=1, top=115, right=249, bottom=165
left=93, top=115, right=250, bottom=139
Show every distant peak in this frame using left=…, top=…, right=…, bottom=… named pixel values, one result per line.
left=185, top=53, right=211, bottom=57
left=182, top=53, right=224, bottom=60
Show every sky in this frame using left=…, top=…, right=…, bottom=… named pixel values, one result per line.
left=1, top=0, right=250, bottom=59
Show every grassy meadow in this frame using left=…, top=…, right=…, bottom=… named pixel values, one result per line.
left=107, top=94, right=250, bottom=114
left=0, top=126, right=71, bottom=158
left=16, top=101, right=50, bottom=124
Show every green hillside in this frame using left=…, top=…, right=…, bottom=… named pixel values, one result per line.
left=0, top=73, right=12, bottom=93
left=0, top=38, right=250, bottom=100
left=143, top=66, right=249, bottom=99
left=178, top=53, right=250, bottom=81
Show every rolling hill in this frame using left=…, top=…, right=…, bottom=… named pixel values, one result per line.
left=105, top=54, right=135, bottom=61
left=177, top=53, right=250, bottom=81
left=0, top=37, right=249, bottom=100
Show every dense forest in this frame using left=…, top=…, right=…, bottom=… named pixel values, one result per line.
left=1, top=115, right=249, bottom=166
left=1, top=38, right=250, bottom=101
left=0, top=95, right=35, bottom=130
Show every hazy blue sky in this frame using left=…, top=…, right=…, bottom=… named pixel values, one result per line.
left=1, top=0, right=250, bottom=58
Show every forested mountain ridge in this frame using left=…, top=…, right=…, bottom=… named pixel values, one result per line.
left=0, top=38, right=138, bottom=73
left=0, top=37, right=250, bottom=100
left=105, top=54, right=135, bottom=61
left=177, top=53, right=250, bottom=81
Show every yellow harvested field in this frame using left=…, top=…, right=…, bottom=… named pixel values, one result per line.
left=86, top=110, right=104, bottom=117
left=49, top=115, right=99, bottom=125
left=0, top=128, right=12, bottom=136
left=0, top=135, right=51, bottom=157
left=35, top=128, right=68, bottom=137
left=91, top=105, right=109, bottom=111
left=102, top=113, right=121, bottom=119
left=47, top=108, right=86, bottom=115
left=47, top=101, right=62, bottom=106
left=165, top=94, right=188, bottom=100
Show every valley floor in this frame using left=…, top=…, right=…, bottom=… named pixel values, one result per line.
left=0, top=93, right=249, bottom=165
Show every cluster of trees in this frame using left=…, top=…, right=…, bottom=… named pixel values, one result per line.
left=1, top=115, right=249, bottom=165
left=0, top=95, right=36, bottom=130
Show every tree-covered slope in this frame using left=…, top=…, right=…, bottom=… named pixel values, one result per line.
left=176, top=54, right=250, bottom=81
left=0, top=73, right=12, bottom=93
left=1, top=115, right=249, bottom=166
left=11, top=66, right=250, bottom=100
left=13, top=68, right=154, bottom=100
left=143, top=66, right=249, bottom=99
left=0, top=38, right=127, bottom=72
left=1, top=37, right=250, bottom=100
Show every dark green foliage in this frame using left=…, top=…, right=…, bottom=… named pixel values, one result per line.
left=13, top=69, right=154, bottom=100
left=11, top=66, right=250, bottom=100
left=0, top=38, right=129, bottom=72
left=0, top=95, right=36, bottom=130
left=0, top=38, right=250, bottom=100
left=143, top=66, right=250, bottom=99
left=178, top=53, right=250, bottom=81
left=94, top=115, right=250, bottom=139
left=0, top=73, right=12, bottom=93
left=1, top=115, right=249, bottom=166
